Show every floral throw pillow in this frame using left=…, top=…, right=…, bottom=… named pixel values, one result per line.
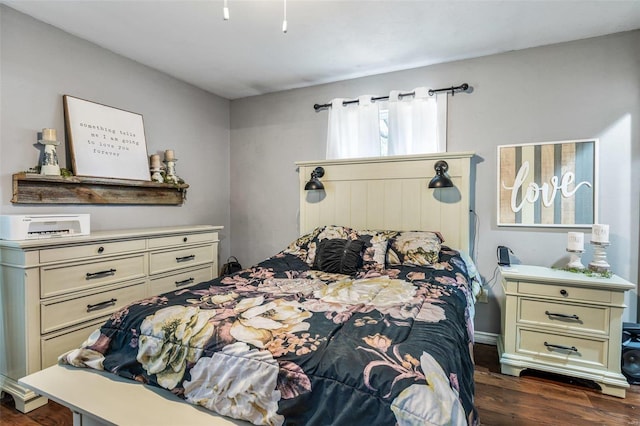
left=282, top=226, right=325, bottom=261
left=386, top=231, right=444, bottom=266
left=356, top=230, right=399, bottom=267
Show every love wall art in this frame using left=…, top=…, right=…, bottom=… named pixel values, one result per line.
left=497, top=139, right=598, bottom=227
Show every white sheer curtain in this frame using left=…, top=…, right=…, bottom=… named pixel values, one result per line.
left=326, top=95, right=380, bottom=159
left=387, top=87, right=446, bottom=155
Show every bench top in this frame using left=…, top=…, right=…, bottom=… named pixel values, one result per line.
left=19, top=364, right=249, bottom=426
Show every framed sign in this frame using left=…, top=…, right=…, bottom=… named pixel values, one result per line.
left=497, top=139, right=598, bottom=227
left=63, top=95, right=151, bottom=181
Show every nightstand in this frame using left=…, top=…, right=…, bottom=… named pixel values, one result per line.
left=498, top=265, right=635, bottom=397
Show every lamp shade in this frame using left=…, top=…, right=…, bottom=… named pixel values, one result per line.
left=428, top=160, right=454, bottom=188
left=305, top=178, right=324, bottom=190
left=305, top=167, right=325, bottom=190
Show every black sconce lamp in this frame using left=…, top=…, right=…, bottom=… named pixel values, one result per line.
left=428, top=160, right=454, bottom=188
left=304, top=166, right=325, bottom=190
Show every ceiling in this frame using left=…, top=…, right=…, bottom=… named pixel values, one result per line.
left=3, top=0, right=640, bottom=100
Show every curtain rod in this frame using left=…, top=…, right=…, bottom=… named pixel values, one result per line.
left=313, top=83, right=469, bottom=111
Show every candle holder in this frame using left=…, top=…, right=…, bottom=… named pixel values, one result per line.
left=38, top=137, right=61, bottom=176
left=149, top=154, right=164, bottom=183
left=164, top=158, right=180, bottom=184
left=150, top=167, right=164, bottom=183
left=566, top=249, right=585, bottom=270
left=588, top=241, right=610, bottom=273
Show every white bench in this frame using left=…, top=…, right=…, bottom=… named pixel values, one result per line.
left=19, top=364, right=250, bottom=426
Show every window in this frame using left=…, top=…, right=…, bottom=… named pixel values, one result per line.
left=326, top=89, right=446, bottom=160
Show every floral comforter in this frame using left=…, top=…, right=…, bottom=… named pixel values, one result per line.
left=61, top=248, right=479, bottom=426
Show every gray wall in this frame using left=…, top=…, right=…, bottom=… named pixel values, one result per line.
left=0, top=6, right=232, bottom=261
left=230, top=31, right=640, bottom=334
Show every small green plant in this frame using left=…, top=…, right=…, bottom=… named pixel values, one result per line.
left=559, top=266, right=612, bottom=278
left=24, top=166, right=73, bottom=177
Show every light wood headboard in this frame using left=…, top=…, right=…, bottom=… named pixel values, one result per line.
left=296, top=152, right=475, bottom=254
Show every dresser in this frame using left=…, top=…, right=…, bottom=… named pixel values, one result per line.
left=0, top=225, right=222, bottom=412
left=498, top=265, right=635, bottom=397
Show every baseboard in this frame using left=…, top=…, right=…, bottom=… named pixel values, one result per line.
left=474, top=331, right=498, bottom=345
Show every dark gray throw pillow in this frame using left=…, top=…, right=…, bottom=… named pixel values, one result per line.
left=312, top=238, right=365, bottom=275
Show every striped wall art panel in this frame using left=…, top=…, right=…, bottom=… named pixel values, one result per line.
left=497, top=139, right=597, bottom=227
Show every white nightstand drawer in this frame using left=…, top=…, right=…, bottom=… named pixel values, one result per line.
left=148, top=232, right=216, bottom=249
left=150, top=265, right=213, bottom=295
left=40, top=239, right=146, bottom=263
left=518, top=299, right=609, bottom=334
left=149, top=244, right=214, bottom=275
left=41, top=254, right=147, bottom=298
left=517, top=328, right=607, bottom=368
left=517, top=281, right=612, bottom=303
left=41, top=282, right=146, bottom=333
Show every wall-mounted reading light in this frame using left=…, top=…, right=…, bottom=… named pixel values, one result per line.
left=428, top=160, right=454, bottom=188
left=304, top=167, right=325, bottom=190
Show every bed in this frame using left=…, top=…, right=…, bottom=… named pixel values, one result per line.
left=25, top=153, right=480, bottom=426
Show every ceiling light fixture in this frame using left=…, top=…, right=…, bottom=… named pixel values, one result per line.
left=222, top=0, right=288, bottom=34
left=223, top=0, right=229, bottom=20
left=282, top=0, right=288, bottom=33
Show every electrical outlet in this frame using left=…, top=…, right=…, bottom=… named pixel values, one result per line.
left=477, top=286, right=488, bottom=303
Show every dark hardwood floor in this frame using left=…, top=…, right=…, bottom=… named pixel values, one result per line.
left=474, top=344, right=640, bottom=425
left=1, top=344, right=638, bottom=425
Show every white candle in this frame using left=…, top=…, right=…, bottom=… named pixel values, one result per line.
left=164, top=150, right=175, bottom=161
left=150, top=154, right=161, bottom=169
left=567, top=232, right=584, bottom=251
left=592, top=224, right=609, bottom=243
left=42, top=128, right=57, bottom=141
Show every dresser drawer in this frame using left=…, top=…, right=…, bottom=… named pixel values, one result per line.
left=518, top=298, right=609, bottom=335
left=517, top=281, right=612, bottom=303
left=149, top=244, right=214, bottom=275
left=41, top=281, right=146, bottom=333
left=148, top=232, right=216, bottom=249
left=40, top=239, right=146, bottom=263
left=41, top=320, right=103, bottom=369
left=150, top=265, right=213, bottom=295
left=517, top=328, right=607, bottom=368
left=41, top=254, right=147, bottom=298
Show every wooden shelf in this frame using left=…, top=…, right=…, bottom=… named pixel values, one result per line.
left=11, top=173, right=188, bottom=205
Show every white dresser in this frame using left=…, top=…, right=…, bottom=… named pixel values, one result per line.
left=0, top=225, right=222, bottom=412
left=498, top=265, right=635, bottom=397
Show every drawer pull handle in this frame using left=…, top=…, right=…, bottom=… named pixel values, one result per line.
left=97, top=246, right=105, bottom=254
left=545, top=311, right=580, bottom=321
left=86, top=268, right=117, bottom=279
left=183, top=237, right=188, bottom=243
left=87, top=298, right=117, bottom=312
left=544, top=342, right=578, bottom=352
left=560, top=289, right=568, bottom=296
left=175, top=277, right=195, bottom=287
left=176, top=255, right=196, bottom=262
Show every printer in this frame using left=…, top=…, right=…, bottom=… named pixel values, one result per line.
left=0, top=214, right=90, bottom=240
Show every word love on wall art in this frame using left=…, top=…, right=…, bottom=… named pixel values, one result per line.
left=497, top=139, right=598, bottom=227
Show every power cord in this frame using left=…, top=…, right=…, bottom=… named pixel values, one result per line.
left=485, top=265, right=500, bottom=289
